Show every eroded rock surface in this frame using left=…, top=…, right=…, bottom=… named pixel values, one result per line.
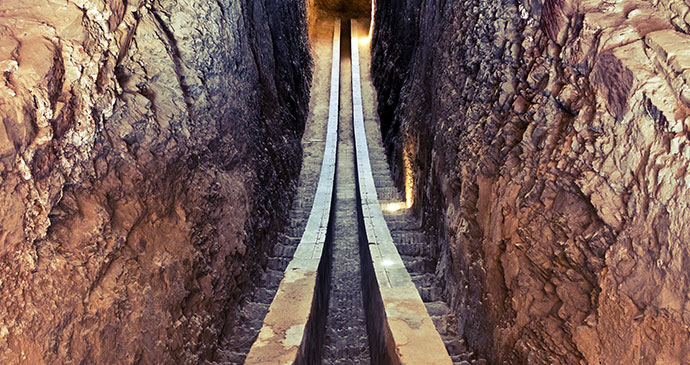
left=372, top=0, right=690, bottom=362
left=0, top=0, right=310, bottom=362
left=312, top=0, right=371, bottom=18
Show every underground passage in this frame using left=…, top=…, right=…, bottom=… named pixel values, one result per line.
left=1, top=0, right=690, bottom=363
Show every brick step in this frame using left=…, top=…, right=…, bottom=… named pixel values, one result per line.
left=259, top=268, right=284, bottom=290
left=291, top=198, right=315, bottom=210
left=410, top=273, right=435, bottom=288
left=443, top=336, right=468, bottom=359
left=267, top=256, right=292, bottom=271
left=375, top=186, right=399, bottom=194
left=450, top=355, right=466, bottom=364
left=371, top=171, right=393, bottom=179
left=251, top=286, right=277, bottom=305
left=395, top=242, right=428, bottom=256
left=239, top=301, right=269, bottom=322
left=215, top=350, right=247, bottom=364
left=288, top=216, right=309, bottom=229
left=451, top=356, right=474, bottom=365
left=286, top=226, right=305, bottom=238
left=298, top=165, right=322, bottom=175
left=296, top=177, right=318, bottom=186
left=288, top=204, right=310, bottom=214
left=392, top=230, right=425, bottom=243
left=418, top=285, right=444, bottom=302
left=451, top=354, right=485, bottom=365
left=372, top=173, right=394, bottom=181
left=384, top=213, right=422, bottom=230
left=432, top=314, right=456, bottom=336
left=425, top=301, right=451, bottom=316
left=230, top=302, right=269, bottom=350
left=272, top=241, right=298, bottom=257
left=295, top=185, right=318, bottom=195
left=376, top=191, right=402, bottom=202
left=400, top=257, right=428, bottom=273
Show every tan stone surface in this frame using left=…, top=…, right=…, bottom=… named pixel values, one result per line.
left=246, top=18, right=339, bottom=363
left=312, top=0, right=371, bottom=18
left=352, top=19, right=452, bottom=364
left=381, top=287, right=453, bottom=365
left=245, top=265, right=318, bottom=365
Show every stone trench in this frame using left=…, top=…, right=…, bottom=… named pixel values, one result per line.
left=1, top=0, right=689, bottom=363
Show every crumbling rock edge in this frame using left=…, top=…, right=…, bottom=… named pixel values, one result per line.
left=0, top=0, right=311, bottom=362
left=372, top=0, right=690, bottom=363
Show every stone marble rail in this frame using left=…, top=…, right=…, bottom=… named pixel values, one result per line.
left=244, top=19, right=341, bottom=364
left=246, top=18, right=451, bottom=364
left=350, top=21, right=453, bottom=365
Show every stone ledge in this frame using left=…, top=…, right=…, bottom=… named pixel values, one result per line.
left=351, top=20, right=452, bottom=365
left=245, top=19, right=341, bottom=364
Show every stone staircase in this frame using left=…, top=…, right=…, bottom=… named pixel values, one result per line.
left=366, top=131, right=480, bottom=365
left=215, top=145, right=323, bottom=364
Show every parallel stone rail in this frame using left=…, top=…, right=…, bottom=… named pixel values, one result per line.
left=350, top=21, right=452, bottom=365
left=245, top=19, right=341, bottom=364
left=246, top=19, right=451, bottom=364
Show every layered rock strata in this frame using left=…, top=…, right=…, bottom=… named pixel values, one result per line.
left=372, top=0, right=690, bottom=362
left=0, top=0, right=310, bottom=362
left=312, top=0, right=371, bottom=19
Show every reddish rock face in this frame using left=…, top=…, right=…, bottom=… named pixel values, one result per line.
left=372, top=0, right=690, bottom=363
left=312, top=0, right=371, bottom=17
left=0, top=0, right=311, bottom=362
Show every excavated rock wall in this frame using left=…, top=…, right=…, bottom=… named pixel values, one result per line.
left=313, top=0, right=371, bottom=18
left=0, top=0, right=310, bottom=362
left=372, top=0, right=690, bottom=362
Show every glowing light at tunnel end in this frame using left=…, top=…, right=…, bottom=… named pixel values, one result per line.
left=359, top=0, right=375, bottom=44
left=403, top=146, right=414, bottom=209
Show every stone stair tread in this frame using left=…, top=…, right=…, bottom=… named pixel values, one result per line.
left=215, top=349, right=247, bottom=364
left=417, top=285, right=443, bottom=302
left=442, top=336, right=468, bottom=355
left=384, top=213, right=420, bottom=223
left=260, top=268, right=285, bottom=289
left=401, top=257, right=429, bottom=273
left=410, top=273, right=435, bottom=287
left=395, top=242, right=427, bottom=256
left=239, top=301, right=269, bottom=318
left=252, top=287, right=277, bottom=305
left=272, top=244, right=297, bottom=257
left=267, top=256, right=291, bottom=270
left=452, top=357, right=471, bottom=365
left=425, top=301, right=451, bottom=316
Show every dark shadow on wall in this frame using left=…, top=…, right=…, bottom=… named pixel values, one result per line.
left=313, top=0, right=371, bottom=18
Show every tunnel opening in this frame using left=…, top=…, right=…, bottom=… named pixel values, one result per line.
left=310, top=0, right=372, bottom=19
left=244, top=14, right=457, bottom=364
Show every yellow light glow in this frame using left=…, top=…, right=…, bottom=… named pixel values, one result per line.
left=382, top=259, right=394, bottom=267
left=382, top=202, right=407, bottom=212
left=370, top=0, right=375, bottom=39
left=403, top=146, right=414, bottom=209
left=359, top=0, right=374, bottom=45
